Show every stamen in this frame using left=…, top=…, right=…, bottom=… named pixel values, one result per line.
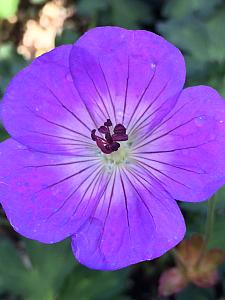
left=91, top=129, right=97, bottom=141
left=104, top=119, right=113, bottom=127
left=114, top=124, right=126, bottom=134
left=112, top=123, right=128, bottom=142
left=91, top=119, right=128, bottom=154
left=98, top=126, right=108, bottom=134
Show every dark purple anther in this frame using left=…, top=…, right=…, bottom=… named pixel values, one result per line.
left=112, top=123, right=128, bottom=141
left=98, top=126, right=108, bottom=134
left=112, top=133, right=128, bottom=141
left=113, top=124, right=126, bottom=134
left=104, top=119, right=112, bottom=127
left=91, top=119, right=128, bottom=154
left=111, top=142, right=120, bottom=151
left=91, top=129, right=97, bottom=141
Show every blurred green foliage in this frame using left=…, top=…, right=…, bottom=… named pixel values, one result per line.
left=0, top=238, right=129, bottom=300
left=158, top=0, right=225, bottom=96
left=0, top=239, right=74, bottom=300
left=0, top=0, right=19, bottom=19
left=77, top=0, right=153, bottom=29
left=0, top=0, right=225, bottom=299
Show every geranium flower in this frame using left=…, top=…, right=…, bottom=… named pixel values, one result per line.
left=1, top=26, right=225, bottom=270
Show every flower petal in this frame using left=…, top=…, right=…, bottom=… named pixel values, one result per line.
left=133, top=86, right=225, bottom=201
left=1, top=45, right=94, bottom=155
left=0, top=139, right=108, bottom=243
left=69, top=26, right=185, bottom=131
left=71, top=167, right=185, bottom=270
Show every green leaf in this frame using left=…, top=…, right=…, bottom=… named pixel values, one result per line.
left=0, top=127, right=9, bottom=142
left=209, top=212, right=225, bottom=250
left=0, top=239, right=28, bottom=296
left=0, top=238, right=75, bottom=300
left=158, top=17, right=209, bottom=63
left=175, top=283, right=214, bottom=300
left=180, top=184, right=225, bottom=214
left=158, top=4, right=225, bottom=73
left=77, top=0, right=152, bottom=28
left=30, top=0, right=47, bottom=4
left=59, top=266, right=130, bottom=300
left=0, top=0, right=19, bottom=19
left=77, top=0, right=108, bottom=16
left=111, top=0, right=152, bottom=29
left=206, top=9, right=225, bottom=63
left=163, top=0, right=222, bottom=19
left=181, top=191, right=225, bottom=250
left=0, top=42, right=27, bottom=97
left=56, top=29, right=79, bottom=46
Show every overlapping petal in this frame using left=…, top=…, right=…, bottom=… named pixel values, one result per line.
left=0, top=139, right=109, bottom=243
left=71, top=166, right=185, bottom=270
left=69, top=26, right=186, bottom=132
left=132, top=86, right=225, bottom=201
left=1, top=45, right=94, bottom=155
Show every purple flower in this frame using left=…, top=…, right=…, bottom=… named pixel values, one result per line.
left=1, top=26, right=225, bottom=271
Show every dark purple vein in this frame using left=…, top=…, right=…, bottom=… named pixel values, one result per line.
left=84, top=67, right=110, bottom=120
left=126, top=166, right=173, bottom=215
left=122, top=57, right=130, bottom=124
left=149, top=101, right=189, bottom=137
left=27, top=130, right=92, bottom=144
left=99, top=60, right=117, bottom=124
left=45, top=84, right=92, bottom=131
left=133, top=116, right=198, bottom=151
left=25, top=158, right=100, bottom=169
left=126, top=67, right=156, bottom=131
left=119, top=169, right=132, bottom=244
left=128, top=81, right=168, bottom=135
left=39, top=162, right=99, bottom=192
left=133, top=155, right=206, bottom=174
left=122, top=168, right=156, bottom=229
left=133, top=142, right=208, bottom=155
left=71, top=167, right=104, bottom=217
left=136, top=159, right=191, bottom=189
left=45, top=164, right=102, bottom=221
left=26, top=106, right=90, bottom=140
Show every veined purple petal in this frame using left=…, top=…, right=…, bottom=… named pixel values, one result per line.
left=0, top=139, right=109, bottom=243
left=1, top=26, right=225, bottom=271
left=1, top=45, right=94, bottom=155
left=69, top=26, right=185, bottom=132
left=132, top=86, right=225, bottom=202
left=71, top=166, right=185, bottom=270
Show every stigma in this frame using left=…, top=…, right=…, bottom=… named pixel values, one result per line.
left=91, top=119, right=128, bottom=154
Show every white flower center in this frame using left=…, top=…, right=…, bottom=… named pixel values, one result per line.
left=102, top=141, right=131, bottom=171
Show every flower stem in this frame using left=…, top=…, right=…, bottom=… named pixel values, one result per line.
left=196, top=194, right=217, bottom=266
left=205, top=194, right=217, bottom=245
left=171, top=249, right=187, bottom=276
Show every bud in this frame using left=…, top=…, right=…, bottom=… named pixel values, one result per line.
left=158, top=235, right=225, bottom=296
